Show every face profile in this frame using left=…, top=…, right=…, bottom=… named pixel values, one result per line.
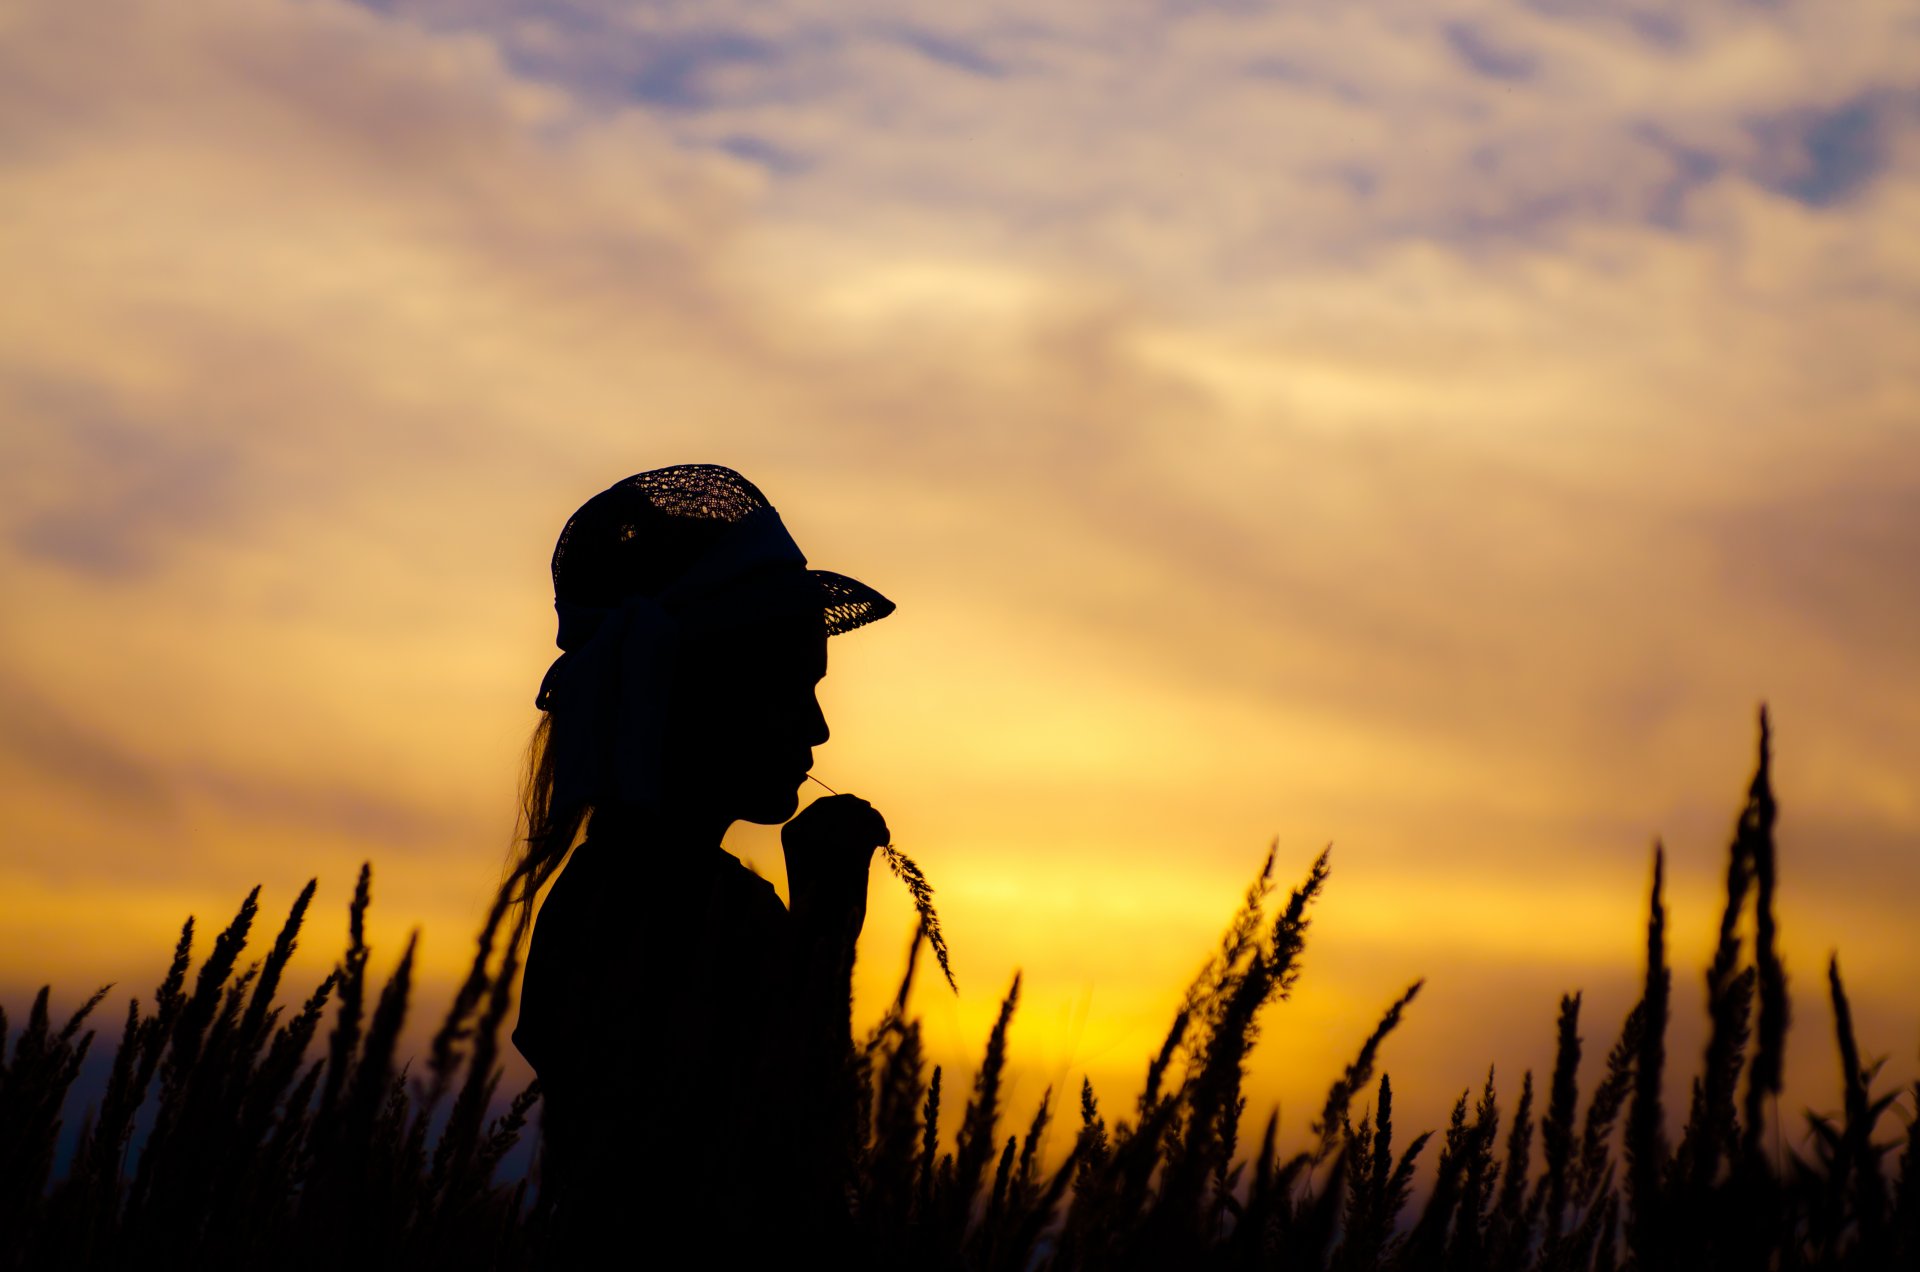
left=660, top=612, right=831, bottom=827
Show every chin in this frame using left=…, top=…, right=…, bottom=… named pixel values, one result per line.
left=736, top=783, right=803, bottom=826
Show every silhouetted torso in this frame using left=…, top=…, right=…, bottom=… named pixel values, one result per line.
left=515, top=802, right=855, bottom=1261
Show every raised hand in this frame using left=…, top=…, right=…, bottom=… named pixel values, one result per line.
left=782, top=793, right=888, bottom=940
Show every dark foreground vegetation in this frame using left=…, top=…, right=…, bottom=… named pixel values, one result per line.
left=3, top=711, right=1915, bottom=1269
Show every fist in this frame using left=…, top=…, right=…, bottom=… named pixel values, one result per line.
left=783, top=794, right=888, bottom=937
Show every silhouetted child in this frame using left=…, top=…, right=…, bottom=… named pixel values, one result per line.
left=502, top=465, right=895, bottom=1263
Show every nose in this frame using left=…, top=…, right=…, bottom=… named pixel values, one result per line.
left=805, top=692, right=829, bottom=747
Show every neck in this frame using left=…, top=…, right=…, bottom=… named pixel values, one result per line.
left=589, top=798, right=733, bottom=853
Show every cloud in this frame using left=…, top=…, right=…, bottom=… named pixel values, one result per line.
left=715, top=133, right=810, bottom=175
left=4, top=373, right=243, bottom=580
left=889, top=26, right=1008, bottom=79
left=626, top=31, right=785, bottom=109
left=1748, top=90, right=1907, bottom=208
left=6, top=0, right=1915, bottom=802
left=1705, top=477, right=1920, bottom=662
left=1443, top=20, right=1539, bottom=82
left=0, top=670, right=173, bottom=814
left=345, top=0, right=1920, bottom=270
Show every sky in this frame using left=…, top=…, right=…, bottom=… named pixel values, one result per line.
left=2, top=0, right=1918, bottom=1167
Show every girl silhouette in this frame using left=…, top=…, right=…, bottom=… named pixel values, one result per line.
left=502, top=465, right=895, bottom=1261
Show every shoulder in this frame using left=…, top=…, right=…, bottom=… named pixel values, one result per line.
left=721, top=855, right=789, bottom=918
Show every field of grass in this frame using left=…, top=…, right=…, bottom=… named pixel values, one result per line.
left=3, top=709, right=1915, bottom=1269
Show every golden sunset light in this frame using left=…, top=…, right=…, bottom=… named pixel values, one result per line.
left=3, top=0, right=1917, bottom=1248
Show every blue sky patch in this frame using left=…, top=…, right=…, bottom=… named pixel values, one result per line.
left=1751, top=93, right=1893, bottom=209
left=628, top=31, right=781, bottom=110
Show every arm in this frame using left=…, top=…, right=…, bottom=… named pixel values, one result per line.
left=783, top=793, right=888, bottom=1040
left=773, top=794, right=889, bottom=1240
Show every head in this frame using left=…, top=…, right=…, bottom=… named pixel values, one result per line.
left=499, top=465, right=891, bottom=920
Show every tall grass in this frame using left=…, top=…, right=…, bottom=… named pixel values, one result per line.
left=3, top=709, right=1914, bottom=1268
left=0, top=871, right=537, bottom=1270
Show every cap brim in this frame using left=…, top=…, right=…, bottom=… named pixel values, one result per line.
left=813, top=569, right=895, bottom=637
